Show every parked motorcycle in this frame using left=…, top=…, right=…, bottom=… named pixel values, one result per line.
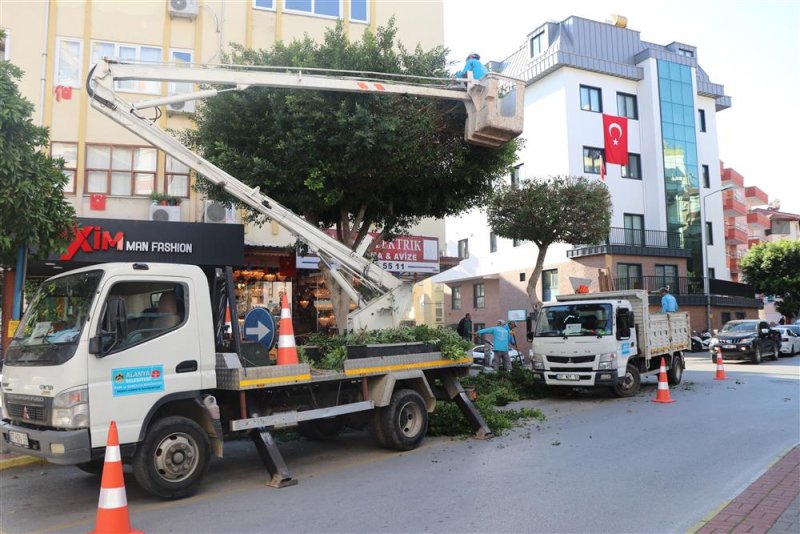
left=691, top=330, right=712, bottom=352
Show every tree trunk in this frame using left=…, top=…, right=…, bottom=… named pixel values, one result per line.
left=320, top=268, right=352, bottom=335
left=525, top=242, right=549, bottom=320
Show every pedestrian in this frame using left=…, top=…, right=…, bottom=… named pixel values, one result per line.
left=779, top=316, right=786, bottom=325
left=455, top=53, right=488, bottom=81
left=456, top=313, right=473, bottom=341
left=476, top=322, right=513, bottom=372
left=506, top=321, right=518, bottom=351
left=659, top=287, right=678, bottom=313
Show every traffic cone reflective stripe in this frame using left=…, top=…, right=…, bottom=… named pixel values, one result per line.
left=651, top=356, right=675, bottom=404
left=90, top=421, right=142, bottom=534
left=714, top=349, right=728, bottom=380
left=276, top=293, right=299, bottom=365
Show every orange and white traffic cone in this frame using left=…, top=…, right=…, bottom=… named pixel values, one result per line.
left=277, top=293, right=299, bottom=365
left=714, top=348, right=728, bottom=380
left=651, top=356, right=675, bottom=404
left=90, top=421, right=142, bottom=534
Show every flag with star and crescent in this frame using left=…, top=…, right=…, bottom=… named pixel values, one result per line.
left=602, top=114, right=628, bottom=166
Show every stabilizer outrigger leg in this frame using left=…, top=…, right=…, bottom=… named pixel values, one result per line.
left=440, top=370, right=493, bottom=439
left=250, top=427, right=298, bottom=488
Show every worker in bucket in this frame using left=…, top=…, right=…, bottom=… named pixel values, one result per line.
left=455, top=53, right=487, bottom=81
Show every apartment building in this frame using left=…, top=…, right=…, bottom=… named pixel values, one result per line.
left=435, top=15, right=761, bottom=339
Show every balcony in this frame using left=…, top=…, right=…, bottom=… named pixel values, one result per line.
left=748, top=234, right=766, bottom=248
left=567, top=227, right=691, bottom=259
left=725, top=223, right=748, bottom=244
left=723, top=190, right=747, bottom=217
left=727, top=254, right=739, bottom=273
left=721, top=167, right=744, bottom=188
left=746, top=211, right=770, bottom=229
left=745, top=186, right=768, bottom=207
left=613, top=276, right=762, bottom=309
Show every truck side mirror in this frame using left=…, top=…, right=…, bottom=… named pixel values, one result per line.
left=90, top=297, right=128, bottom=357
left=616, top=309, right=631, bottom=340
left=526, top=314, right=533, bottom=341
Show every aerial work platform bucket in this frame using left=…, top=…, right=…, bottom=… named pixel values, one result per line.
left=464, top=74, right=525, bottom=148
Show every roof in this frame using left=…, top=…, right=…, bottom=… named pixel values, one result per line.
left=751, top=208, right=800, bottom=221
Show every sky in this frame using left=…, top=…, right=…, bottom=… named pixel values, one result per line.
left=443, top=0, right=800, bottom=214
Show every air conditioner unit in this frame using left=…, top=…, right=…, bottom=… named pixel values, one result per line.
left=149, top=204, right=181, bottom=222
left=167, top=98, right=195, bottom=114
left=204, top=200, right=238, bottom=224
left=168, top=0, right=198, bottom=19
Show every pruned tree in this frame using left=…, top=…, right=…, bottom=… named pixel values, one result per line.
left=486, top=175, right=612, bottom=313
left=189, top=20, right=519, bottom=331
left=740, top=240, right=800, bottom=321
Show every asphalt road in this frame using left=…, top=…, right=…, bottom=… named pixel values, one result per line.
left=1, top=352, right=798, bottom=533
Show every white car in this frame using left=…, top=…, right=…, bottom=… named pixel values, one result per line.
left=773, top=325, right=800, bottom=356
left=471, top=344, right=522, bottom=368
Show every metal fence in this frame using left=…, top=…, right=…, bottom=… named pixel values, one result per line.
left=612, top=276, right=754, bottom=298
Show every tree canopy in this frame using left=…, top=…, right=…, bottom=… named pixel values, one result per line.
left=740, top=239, right=800, bottom=320
left=0, top=46, right=76, bottom=267
left=190, top=20, right=519, bottom=249
left=486, top=175, right=612, bottom=308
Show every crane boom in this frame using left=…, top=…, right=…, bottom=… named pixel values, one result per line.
left=87, top=59, right=524, bottom=330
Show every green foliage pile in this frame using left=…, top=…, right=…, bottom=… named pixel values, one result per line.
left=428, top=364, right=548, bottom=437
left=299, top=325, right=471, bottom=369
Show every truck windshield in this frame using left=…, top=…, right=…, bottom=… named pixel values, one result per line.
left=534, top=303, right=613, bottom=337
left=5, top=270, right=103, bottom=366
left=719, top=322, right=758, bottom=333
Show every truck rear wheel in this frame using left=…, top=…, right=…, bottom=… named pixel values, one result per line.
left=372, top=389, right=428, bottom=451
left=612, top=364, right=641, bottom=398
left=132, top=416, right=211, bottom=499
left=667, top=354, right=684, bottom=386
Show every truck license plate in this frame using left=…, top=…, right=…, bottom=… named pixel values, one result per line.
left=9, top=430, right=29, bottom=448
left=722, top=344, right=736, bottom=349
left=557, top=374, right=579, bottom=381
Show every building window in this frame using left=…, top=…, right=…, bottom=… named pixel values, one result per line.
left=1, top=30, right=9, bottom=60
left=473, top=283, right=485, bottom=309
left=677, top=48, right=694, bottom=58
left=735, top=312, right=746, bottom=320
left=489, top=232, right=497, bottom=253
left=580, top=85, right=602, bottom=112
left=91, top=41, right=162, bottom=94
left=85, top=144, right=157, bottom=196
left=51, top=142, right=78, bottom=194
left=617, top=92, right=638, bottom=120
left=513, top=238, right=522, bottom=247
left=56, top=38, right=83, bottom=88
left=655, top=264, right=679, bottom=293
left=698, top=109, right=706, bottom=132
left=583, top=147, right=604, bottom=174
left=706, top=221, right=714, bottom=245
left=542, top=269, right=558, bottom=302
left=457, top=238, right=469, bottom=259
left=350, top=0, right=368, bottom=22
left=519, top=272, right=526, bottom=282
left=616, top=263, right=642, bottom=290
left=253, top=0, right=275, bottom=10
left=169, top=49, right=193, bottom=98
left=434, top=302, right=443, bottom=323
left=702, top=164, right=710, bottom=188
left=721, top=311, right=731, bottom=324
left=473, top=322, right=485, bottom=333
left=451, top=286, right=462, bottom=310
left=510, top=164, right=522, bottom=188
left=623, top=213, right=644, bottom=246
left=708, top=267, right=716, bottom=279
left=284, top=0, right=340, bottom=18
left=530, top=31, right=545, bottom=58
left=621, top=153, right=641, bottom=180
left=166, top=156, right=190, bottom=197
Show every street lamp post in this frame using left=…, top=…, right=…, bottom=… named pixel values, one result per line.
left=701, top=184, right=736, bottom=332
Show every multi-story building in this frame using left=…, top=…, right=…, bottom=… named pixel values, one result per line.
left=435, top=15, right=761, bottom=345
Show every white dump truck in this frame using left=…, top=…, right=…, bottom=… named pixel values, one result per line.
left=0, top=59, right=524, bottom=498
left=528, top=290, right=690, bottom=396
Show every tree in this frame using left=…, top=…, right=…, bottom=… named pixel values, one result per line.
left=0, top=47, right=76, bottom=267
left=740, top=240, right=800, bottom=321
left=190, top=21, right=519, bottom=330
left=486, top=175, right=612, bottom=313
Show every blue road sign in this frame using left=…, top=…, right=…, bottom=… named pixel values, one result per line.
left=243, top=307, right=275, bottom=348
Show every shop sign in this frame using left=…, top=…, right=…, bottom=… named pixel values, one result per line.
left=297, top=232, right=440, bottom=274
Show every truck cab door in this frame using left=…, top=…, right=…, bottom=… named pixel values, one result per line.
left=86, top=275, right=202, bottom=448
left=616, top=307, right=636, bottom=366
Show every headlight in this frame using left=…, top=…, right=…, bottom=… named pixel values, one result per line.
left=598, top=351, right=617, bottom=370
left=532, top=352, right=545, bottom=370
left=739, top=337, right=755, bottom=344
left=51, top=386, right=90, bottom=429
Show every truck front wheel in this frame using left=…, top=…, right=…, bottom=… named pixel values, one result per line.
left=372, top=389, right=428, bottom=451
left=612, top=364, right=641, bottom=398
left=133, top=416, right=211, bottom=499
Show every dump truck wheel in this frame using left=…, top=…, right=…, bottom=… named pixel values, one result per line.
left=667, top=354, right=684, bottom=386
left=374, top=389, right=428, bottom=451
left=612, top=364, right=641, bottom=398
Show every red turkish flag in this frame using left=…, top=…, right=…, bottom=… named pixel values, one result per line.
left=603, top=114, right=628, bottom=165
left=89, top=194, right=106, bottom=211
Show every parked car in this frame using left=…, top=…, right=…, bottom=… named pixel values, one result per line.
left=471, top=343, right=522, bottom=368
left=773, top=325, right=800, bottom=356
left=711, top=320, right=781, bottom=364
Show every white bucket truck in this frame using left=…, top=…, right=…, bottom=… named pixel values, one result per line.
left=528, top=290, right=690, bottom=396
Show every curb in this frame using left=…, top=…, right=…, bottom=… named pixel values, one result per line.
left=0, top=455, right=45, bottom=471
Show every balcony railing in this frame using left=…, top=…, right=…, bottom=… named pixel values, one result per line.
left=612, top=276, right=755, bottom=298
left=588, top=227, right=685, bottom=248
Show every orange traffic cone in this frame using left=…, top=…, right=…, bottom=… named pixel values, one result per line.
left=714, top=349, right=728, bottom=380
left=90, top=421, right=142, bottom=534
left=277, top=293, right=299, bottom=365
left=651, top=356, right=675, bottom=404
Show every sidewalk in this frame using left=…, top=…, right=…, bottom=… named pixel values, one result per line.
left=0, top=450, right=44, bottom=471
left=693, top=446, right=800, bottom=534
